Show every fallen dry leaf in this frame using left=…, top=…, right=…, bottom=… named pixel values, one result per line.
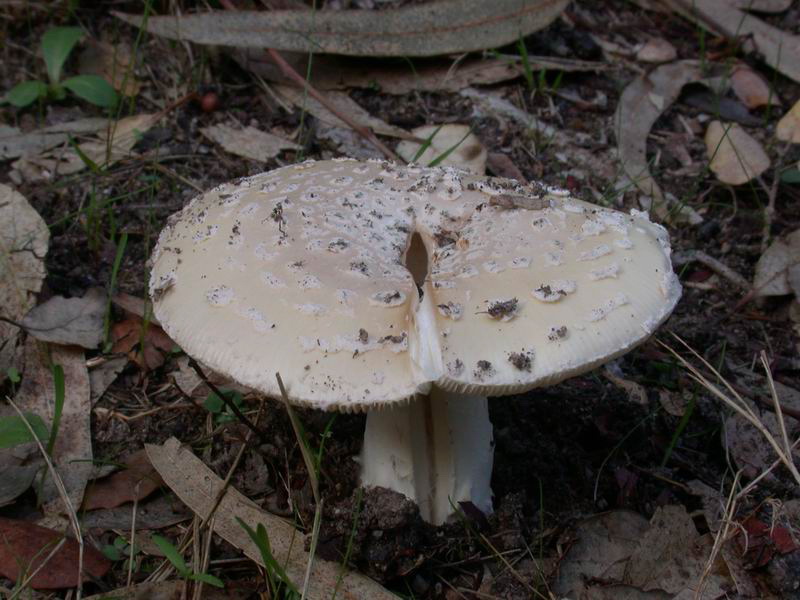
left=0, top=118, right=107, bottom=160
left=200, top=123, right=301, bottom=162
left=624, top=505, right=729, bottom=597
left=723, top=366, right=800, bottom=482
left=274, top=84, right=410, bottom=139
left=731, top=64, right=779, bottom=109
left=236, top=50, right=606, bottom=95
left=553, top=510, right=649, bottom=598
left=554, top=507, right=732, bottom=599
left=635, top=37, right=677, bottom=63
left=11, top=114, right=161, bottom=183
left=115, top=0, right=568, bottom=57
left=85, top=580, right=246, bottom=600
left=21, top=287, right=107, bottom=349
left=753, top=229, right=800, bottom=296
left=147, top=437, right=397, bottom=600
left=0, top=184, right=49, bottom=381
left=737, top=515, right=798, bottom=568
left=397, top=124, right=487, bottom=174
left=777, top=98, right=800, bottom=144
left=0, top=516, right=110, bottom=589
left=674, top=0, right=800, bottom=84
left=82, top=449, right=163, bottom=511
left=13, top=341, right=93, bottom=513
left=111, top=315, right=176, bottom=370
left=88, top=356, right=128, bottom=402
left=728, top=0, right=792, bottom=10
left=615, top=60, right=705, bottom=223
left=78, top=39, right=141, bottom=96
left=705, top=120, right=770, bottom=185
left=81, top=493, right=190, bottom=531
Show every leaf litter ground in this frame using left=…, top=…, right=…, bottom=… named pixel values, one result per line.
left=1, top=0, right=800, bottom=598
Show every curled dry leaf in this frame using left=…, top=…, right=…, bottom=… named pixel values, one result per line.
left=115, top=0, right=568, bottom=57
left=777, top=98, right=800, bottom=144
left=705, top=120, right=770, bottom=185
left=615, top=60, right=705, bottom=223
left=146, top=437, right=397, bottom=600
left=200, top=123, right=301, bottom=162
left=397, top=124, right=487, bottom=174
left=0, top=184, right=49, bottom=380
left=21, top=287, right=107, bottom=349
left=82, top=449, right=163, bottom=511
left=0, top=517, right=110, bottom=589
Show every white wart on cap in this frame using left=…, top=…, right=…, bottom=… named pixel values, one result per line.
left=150, top=159, right=681, bottom=411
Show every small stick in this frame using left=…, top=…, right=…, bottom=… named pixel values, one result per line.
left=217, top=0, right=401, bottom=162
left=672, top=249, right=749, bottom=290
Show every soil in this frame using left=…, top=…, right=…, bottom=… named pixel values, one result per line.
left=1, top=0, right=800, bottom=598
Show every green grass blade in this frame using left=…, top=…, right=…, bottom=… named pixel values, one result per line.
left=45, top=365, right=65, bottom=457
left=151, top=534, right=188, bottom=575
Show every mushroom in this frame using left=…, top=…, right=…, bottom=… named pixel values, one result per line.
left=149, top=158, right=681, bottom=524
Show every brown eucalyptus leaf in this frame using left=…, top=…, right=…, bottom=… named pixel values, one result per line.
left=0, top=517, right=110, bottom=589
left=777, top=98, right=800, bottom=144
left=114, top=0, right=568, bottom=57
left=615, top=60, right=704, bottom=223
left=673, top=0, right=800, bottom=84
left=146, top=437, right=396, bottom=600
left=82, top=449, right=163, bottom=511
left=200, top=123, right=301, bottom=162
left=705, top=120, right=770, bottom=185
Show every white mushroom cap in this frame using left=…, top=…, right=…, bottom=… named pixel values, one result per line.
left=150, top=159, right=681, bottom=411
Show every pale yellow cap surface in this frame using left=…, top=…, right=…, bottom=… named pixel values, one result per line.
left=150, top=159, right=681, bottom=411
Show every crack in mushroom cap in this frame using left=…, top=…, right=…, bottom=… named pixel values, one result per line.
left=150, top=159, right=681, bottom=411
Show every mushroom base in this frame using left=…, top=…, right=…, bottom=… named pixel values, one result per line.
left=360, top=389, right=493, bottom=525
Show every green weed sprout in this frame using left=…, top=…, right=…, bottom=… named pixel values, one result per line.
left=3, top=27, right=118, bottom=109
left=151, top=534, right=224, bottom=588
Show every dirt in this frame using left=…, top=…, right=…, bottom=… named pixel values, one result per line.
left=2, top=0, right=800, bottom=598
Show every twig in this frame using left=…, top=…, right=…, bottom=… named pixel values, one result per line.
left=672, top=249, right=749, bottom=290
left=148, top=401, right=264, bottom=583
left=695, top=470, right=741, bottom=600
left=267, top=49, right=401, bottom=162
left=216, top=0, right=401, bottom=162
left=662, top=336, right=800, bottom=486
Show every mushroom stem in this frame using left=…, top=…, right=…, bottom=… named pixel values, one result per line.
left=361, top=389, right=494, bottom=525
